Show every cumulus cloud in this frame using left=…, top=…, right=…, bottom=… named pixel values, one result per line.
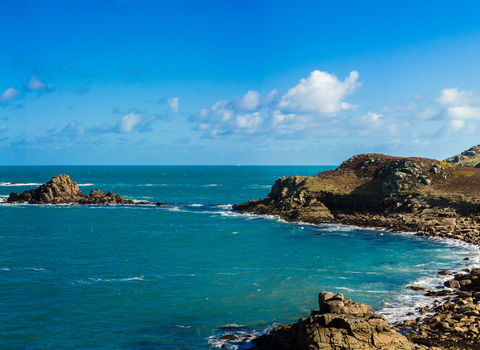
left=435, top=88, right=480, bottom=120
left=0, top=87, right=21, bottom=105
left=231, top=90, right=261, bottom=112
left=190, top=89, right=278, bottom=137
left=276, top=70, right=361, bottom=114
left=435, top=88, right=480, bottom=107
left=190, top=70, right=361, bottom=139
left=23, top=76, right=54, bottom=92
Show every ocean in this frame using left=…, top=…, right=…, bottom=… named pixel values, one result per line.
left=0, top=166, right=478, bottom=350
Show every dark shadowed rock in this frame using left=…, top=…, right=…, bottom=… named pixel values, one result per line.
left=7, top=192, right=20, bottom=202
left=408, top=286, right=426, bottom=291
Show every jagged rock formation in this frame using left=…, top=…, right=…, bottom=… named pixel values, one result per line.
left=251, top=292, right=435, bottom=350
left=445, top=145, right=480, bottom=168
left=6, top=174, right=138, bottom=205
left=234, top=153, right=480, bottom=245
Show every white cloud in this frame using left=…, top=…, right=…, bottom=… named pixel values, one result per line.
left=416, top=107, right=438, bottom=120
left=276, top=70, right=361, bottom=114
left=232, top=90, right=261, bottom=112
left=167, top=97, right=179, bottom=114
left=0, top=125, right=7, bottom=134
left=190, top=89, right=279, bottom=137
left=190, top=71, right=361, bottom=138
left=0, top=87, right=21, bottom=104
left=435, top=88, right=480, bottom=107
left=24, top=76, right=54, bottom=92
left=434, top=88, right=480, bottom=120
left=114, top=113, right=143, bottom=133
left=436, top=119, right=465, bottom=137
left=443, top=106, right=480, bottom=120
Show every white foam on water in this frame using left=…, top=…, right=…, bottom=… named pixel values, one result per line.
left=141, top=183, right=169, bottom=187
left=187, top=204, right=204, bottom=207
left=214, top=204, right=233, bottom=210
left=204, top=184, right=219, bottom=187
left=74, top=276, right=145, bottom=284
left=378, top=240, right=480, bottom=324
left=335, top=287, right=356, bottom=292
left=166, top=206, right=181, bottom=212
left=243, top=185, right=271, bottom=189
left=0, top=182, right=41, bottom=186
left=1, top=268, right=10, bottom=271
left=220, top=324, right=245, bottom=329
left=77, top=183, right=94, bottom=186
left=207, top=327, right=267, bottom=350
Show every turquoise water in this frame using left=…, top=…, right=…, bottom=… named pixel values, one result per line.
left=0, top=166, right=478, bottom=350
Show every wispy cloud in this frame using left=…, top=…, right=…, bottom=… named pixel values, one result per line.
left=23, top=76, right=54, bottom=92
left=0, top=87, right=21, bottom=106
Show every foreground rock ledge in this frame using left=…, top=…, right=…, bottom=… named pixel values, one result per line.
left=251, top=292, right=436, bottom=350
left=5, top=174, right=166, bottom=205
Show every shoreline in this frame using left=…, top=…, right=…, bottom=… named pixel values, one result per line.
left=212, top=215, right=480, bottom=349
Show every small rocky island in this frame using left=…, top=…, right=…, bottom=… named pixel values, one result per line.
left=5, top=174, right=165, bottom=205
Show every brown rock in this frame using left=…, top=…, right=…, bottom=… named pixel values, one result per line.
left=444, top=280, right=461, bottom=289
left=252, top=292, right=418, bottom=350
left=5, top=174, right=159, bottom=206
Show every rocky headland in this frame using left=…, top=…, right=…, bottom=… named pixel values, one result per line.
left=231, top=148, right=480, bottom=349
left=5, top=174, right=166, bottom=205
left=234, top=152, right=480, bottom=245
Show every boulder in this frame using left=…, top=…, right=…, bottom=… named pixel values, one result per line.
left=444, top=280, right=461, bottom=289
left=252, top=292, right=424, bottom=350
left=7, top=192, right=21, bottom=202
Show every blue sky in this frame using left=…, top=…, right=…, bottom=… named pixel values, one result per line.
left=1, top=0, right=480, bottom=165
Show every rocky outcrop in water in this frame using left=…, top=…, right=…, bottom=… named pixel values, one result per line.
left=6, top=174, right=140, bottom=205
left=251, top=292, right=435, bottom=350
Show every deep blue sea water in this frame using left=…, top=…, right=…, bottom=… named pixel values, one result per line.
left=0, top=166, right=478, bottom=350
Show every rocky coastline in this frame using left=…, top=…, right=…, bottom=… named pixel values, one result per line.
left=3, top=174, right=167, bottom=206
left=230, top=149, right=480, bottom=349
